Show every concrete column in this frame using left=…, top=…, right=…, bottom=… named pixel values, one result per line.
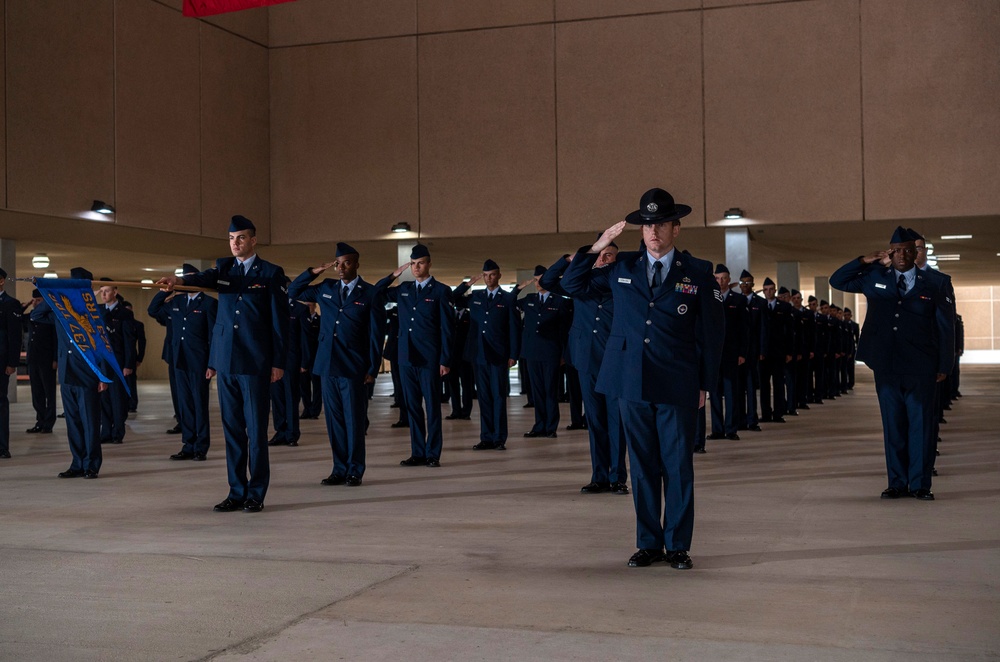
left=776, top=261, right=800, bottom=292
left=724, top=228, right=751, bottom=278
left=830, top=288, right=844, bottom=308
left=1, top=238, right=16, bottom=404
left=814, top=276, right=831, bottom=304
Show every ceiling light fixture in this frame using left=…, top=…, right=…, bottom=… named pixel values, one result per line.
left=140, top=279, right=154, bottom=285
left=43, top=272, right=58, bottom=279
left=32, top=254, right=50, bottom=269
left=939, top=234, right=972, bottom=240
left=391, top=221, right=411, bottom=233
left=91, top=200, right=115, bottom=215
left=934, top=254, right=960, bottom=261
left=724, top=208, right=744, bottom=220
left=175, top=268, right=185, bottom=277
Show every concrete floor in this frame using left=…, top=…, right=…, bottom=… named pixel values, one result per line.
left=1, top=368, right=998, bottom=661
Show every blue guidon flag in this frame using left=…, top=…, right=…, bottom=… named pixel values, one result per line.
left=35, top=279, right=130, bottom=394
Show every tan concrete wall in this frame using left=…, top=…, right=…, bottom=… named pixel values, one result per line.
left=267, top=0, right=999, bottom=241
left=3, top=0, right=270, bottom=240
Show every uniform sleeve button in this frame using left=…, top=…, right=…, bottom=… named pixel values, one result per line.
left=646, top=320, right=652, bottom=325
left=644, top=338, right=650, bottom=344
left=234, top=325, right=239, bottom=329
left=649, top=302, right=655, bottom=308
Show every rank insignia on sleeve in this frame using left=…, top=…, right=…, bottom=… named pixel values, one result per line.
left=675, top=283, right=699, bottom=295
left=714, top=289, right=724, bottom=302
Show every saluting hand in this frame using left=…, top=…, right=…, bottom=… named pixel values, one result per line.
left=467, top=273, right=483, bottom=285
left=392, top=262, right=411, bottom=278
left=517, top=276, right=535, bottom=290
left=311, top=261, right=336, bottom=276
left=156, top=275, right=180, bottom=291
left=861, top=250, right=888, bottom=265
left=591, top=220, right=627, bottom=254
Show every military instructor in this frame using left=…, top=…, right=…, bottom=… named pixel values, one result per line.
left=561, top=187, right=724, bottom=570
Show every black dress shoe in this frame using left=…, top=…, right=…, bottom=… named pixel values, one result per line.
left=880, top=487, right=905, bottom=499
left=39, top=428, right=53, bottom=434
left=707, top=433, right=725, bottom=440
left=726, top=433, right=741, bottom=441
left=170, top=451, right=194, bottom=461
left=321, top=474, right=346, bottom=485
left=627, top=549, right=666, bottom=567
left=400, top=456, right=424, bottom=466
left=345, top=475, right=362, bottom=487
left=759, top=416, right=772, bottom=423
left=523, top=431, right=541, bottom=438
left=472, top=441, right=495, bottom=450
left=391, top=421, right=409, bottom=429
left=770, top=417, right=785, bottom=423
left=166, top=424, right=182, bottom=434
left=494, top=443, right=506, bottom=451
left=83, top=470, right=99, bottom=479
left=580, top=481, right=609, bottom=494
left=667, top=550, right=693, bottom=570
left=522, top=402, right=534, bottom=408
left=287, top=440, right=299, bottom=447
left=610, top=482, right=630, bottom=495
left=693, top=446, right=707, bottom=454
left=565, top=423, right=587, bottom=431
left=445, top=414, right=460, bottom=420
left=112, top=438, right=123, bottom=445
left=213, top=498, right=244, bottom=512
left=58, top=468, right=84, bottom=478
left=786, top=411, right=798, bottom=416
left=799, top=404, right=810, bottom=410
left=267, top=437, right=287, bottom=447
left=931, top=468, right=938, bottom=476
left=911, top=489, right=935, bottom=501
left=543, top=432, right=558, bottom=438
left=243, top=499, right=264, bottom=512
left=748, top=425, right=762, bottom=432
left=57, top=412, right=66, bottom=418
left=425, top=459, right=441, bottom=468
left=193, top=453, right=207, bottom=461
left=26, top=425, right=42, bottom=434
left=0, top=450, right=9, bottom=459
left=100, top=438, right=112, bottom=445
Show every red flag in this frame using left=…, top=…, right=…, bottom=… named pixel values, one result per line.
left=183, top=0, right=295, bottom=18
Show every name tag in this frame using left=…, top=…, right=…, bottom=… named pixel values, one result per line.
left=401, top=293, right=409, bottom=297
left=618, top=278, right=631, bottom=284
left=875, top=283, right=887, bottom=289
left=218, top=280, right=230, bottom=286
left=322, top=293, right=333, bottom=299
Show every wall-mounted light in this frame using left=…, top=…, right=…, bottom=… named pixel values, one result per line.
left=32, top=254, right=50, bottom=269
left=140, top=279, right=154, bottom=285
left=174, top=268, right=185, bottom=277
left=724, top=208, right=744, bottom=220
left=43, top=272, right=58, bottom=279
left=391, top=222, right=411, bottom=233
left=91, top=200, right=115, bottom=215
left=939, top=234, right=972, bottom=240
left=934, top=254, right=960, bottom=261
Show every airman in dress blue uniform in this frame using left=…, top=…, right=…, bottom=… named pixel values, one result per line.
left=452, top=259, right=521, bottom=451
left=55, top=267, right=106, bottom=478
left=759, top=277, right=793, bottom=424
left=269, top=277, right=309, bottom=447
left=157, top=215, right=289, bottom=513
left=830, top=226, right=954, bottom=500
left=517, top=265, right=571, bottom=439
left=0, top=267, right=22, bottom=459
left=96, top=279, right=136, bottom=445
left=25, top=287, right=57, bottom=436
left=562, top=188, right=725, bottom=570
left=148, top=273, right=218, bottom=462
left=737, top=271, right=766, bottom=432
left=289, top=242, right=387, bottom=486
left=376, top=244, right=455, bottom=467
left=709, top=264, right=749, bottom=442
left=541, top=245, right=629, bottom=494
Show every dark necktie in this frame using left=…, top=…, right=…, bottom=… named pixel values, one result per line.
left=897, top=273, right=906, bottom=295
left=342, top=284, right=349, bottom=302
left=489, top=291, right=495, bottom=303
left=239, top=262, right=247, bottom=277
left=652, top=261, right=662, bottom=290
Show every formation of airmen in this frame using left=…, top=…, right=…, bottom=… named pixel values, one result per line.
left=0, top=192, right=968, bottom=570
